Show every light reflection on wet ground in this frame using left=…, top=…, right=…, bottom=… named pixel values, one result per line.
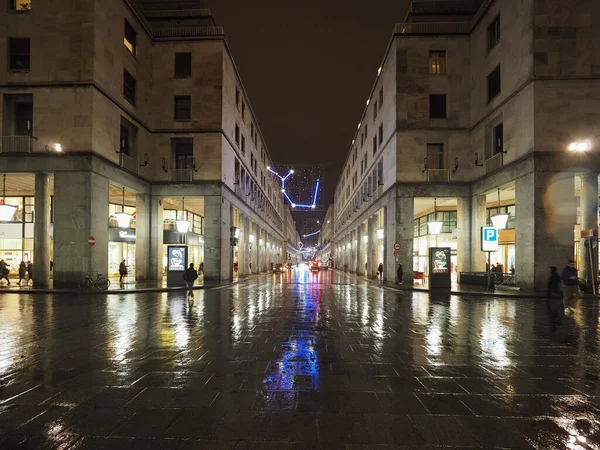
left=0, top=269, right=599, bottom=448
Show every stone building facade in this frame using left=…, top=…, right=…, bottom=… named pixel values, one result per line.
left=0, top=0, right=295, bottom=287
left=333, top=0, right=600, bottom=290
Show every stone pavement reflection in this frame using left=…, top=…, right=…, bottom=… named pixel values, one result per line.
left=1, top=270, right=600, bottom=449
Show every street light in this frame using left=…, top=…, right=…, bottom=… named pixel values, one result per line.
left=114, top=187, right=133, bottom=228
left=376, top=228, right=384, bottom=239
left=490, top=188, right=509, bottom=229
left=175, top=197, right=191, bottom=233
left=249, top=234, right=255, bottom=243
left=0, top=175, right=16, bottom=221
left=569, top=140, right=591, bottom=152
left=427, top=198, right=443, bottom=235
left=363, top=235, right=368, bottom=244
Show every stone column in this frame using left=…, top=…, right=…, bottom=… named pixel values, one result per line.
left=367, top=217, right=377, bottom=277
left=395, top=196, right=414, bottom=283
left=253, top=223, right=259, bottom=273
left=53, top=171, right=109, bottom=288
left=33, top=172, right=51, bottom=288
left=580, top=172, right=599, bottom=292
left=516, top=171, right=576, bottom=291
left=356, top=223, right=365, bottom=276
left=471, top=195, right=487, bottom=272
left=456, top=197, right=472, bottom=276
left=384, top=203, right=396, bottom=282
left=350, top=229, right=356, bottom=273
left=135, top=193, right=150, bottom=281
left=204, top=195, right=230, bottom=282
left=149, top=196, right=163, bottom=281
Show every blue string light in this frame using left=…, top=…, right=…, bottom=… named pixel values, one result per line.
left=267, top=166, right=320, bottom=209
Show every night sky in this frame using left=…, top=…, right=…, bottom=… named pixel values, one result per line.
left=206, top=0, right=411, bottom=207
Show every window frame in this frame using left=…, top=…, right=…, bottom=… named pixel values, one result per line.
left=378, top=124, right=383, bottom=147
left=429, top=94, right=447, bottom=119
left=123, top=70, right=136, bottom=105
left=8, top=37, right=30, bottom=72
left=174, top=52, right=192, bottom=78
left=174, top=95, right=192, bottom=121
left=429, top=50, right=447, bottom=75
left=124, top=19, right=137, bottom=56
left=487, top=65, right=501, bottom=103
left=9, top=0, right=31, bottom=12
left=487, top=15, right=501, bottom=52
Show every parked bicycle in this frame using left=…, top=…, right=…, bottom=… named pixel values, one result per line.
left=78, top=272, right=110, bottom=291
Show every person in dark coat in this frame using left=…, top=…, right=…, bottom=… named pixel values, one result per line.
left=377, top=262, right=384, bottom=281
left=546, top=266, right=561, bottom=300
left=18, top=261, right=27, bottom=286
left=27, top=261, right=33, bottom=284
left=0, top=259, right=10, bottom=285
left=119, top=260, right=127, bottom=283
left=561, top=260, right=578, bottom=314
left=397, top=264, right=403, bottom=284
left=183, top=263, right=199, bottom=298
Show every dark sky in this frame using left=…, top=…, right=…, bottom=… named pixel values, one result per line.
left=205, top=0, right=410, bottom=207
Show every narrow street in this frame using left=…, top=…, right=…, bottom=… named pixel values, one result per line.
left=1, top=270, right=599, bottom=448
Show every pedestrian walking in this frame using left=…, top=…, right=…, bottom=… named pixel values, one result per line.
left=377, top=262, right=384, bottom=281
left=561, top=260, right=579, bottom=314
left=0, top=259, right=10, bottom=285
left=27, top=261, right=33, bottom=285
left=18, top=261, right=27, bottom=286
left=198, top=261, right=204, bottom=277
left=546, top=266, right=562, bottom=300
left=183, top=263, right=198, bottom=298
left=397, top=263, right=403, bottom=284
left=119, top=260, right=128, bottom=284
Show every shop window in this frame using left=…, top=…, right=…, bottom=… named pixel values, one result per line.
left=429, top=51, right=446, bottom=74
left=487, top=65, right=501, bottom=102
left=123, top=70, right=136, bottom=105
left=9, top=0, right=31, bottom=11
left=174, top=52, right=192, bottom=78
left=174, top=95, right=191, bottom=121
left=429, top=94, right=447, bottom=119
left=9, top=38, right=30, bottom=71
left=124, top=20, right=137, bottom=56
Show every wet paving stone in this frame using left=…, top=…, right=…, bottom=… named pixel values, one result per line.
left=1, top=273, right=600, bottom=448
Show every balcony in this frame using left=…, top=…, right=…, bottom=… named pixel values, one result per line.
left=427, top=169, right=450, bottom=183
left=171, top=168, right=194, bottom=182
left=485, top=153, right=503, bottom=173
left=152, top=26, right=224, bottom=38
left=1, top=136, right=34, bottom=153
left=119, top=153, right=138, bottom=174
left=394, top=22, right=471, bottom=35
left=409, top=0, right=483, bottom=14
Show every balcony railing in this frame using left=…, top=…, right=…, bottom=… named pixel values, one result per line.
left=427, top=169, right=450, bottom=182
left=171, top=168, right=193, bottom=182
left=119, top=153, right=138, bottom=174
left=153, top=26, right=224, bottom=38
left=1, top=136, right=34, bottom=153
left=485, top=153, right=503, bottom=173
left=409, top=0, right=482, bottom=14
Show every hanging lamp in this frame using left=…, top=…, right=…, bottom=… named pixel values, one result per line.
left=176, top=197, right=191, bottom=233
left=114, top=187, right=133, bottom=228
left=490, top=188, right=509, bottom=229
left=427, top=198, right=443, bottom=235
left=0, top=175, right=16, bottom=222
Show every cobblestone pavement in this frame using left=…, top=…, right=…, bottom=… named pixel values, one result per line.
left=1, top=270, right=600, bottom=449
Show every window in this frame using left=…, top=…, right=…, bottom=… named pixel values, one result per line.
left=124, top=20, right=137, bottom=56
left=9, top=0, right=31, bottom=11
left=364, top=124, right=368, bottom=139
left=487, top=15, right=500, bottom=51
left=174, top=139, right=194, bottom=170
left=379, top=88, right=383, bottom=109
left=235, top=88, right=240, bottom=110
left=241, top=135, right=246, bottom=154
left=361, top=133, right=364, bottom=146
left=174, top=96, right=191, bottom=121
left=429, top=51, right=446, bottom=74
left=487, top=66, right=501, bottom=102
left=426, top=144, right=444, bottom=169
left=120, top=117, right=138, bottom=156
left=378, top=124, right=383, bottom=147
left=493, top=123, right=504, bottom=155
left=123, top=70, right=136, bottom=104
left=429, top=94, right=447, bottom=119
left=8, top=38, right=30, bottom=71
left=241, top=101, right=246, bottom=120
left=373, top=101, right=378, bottom=120
left=373, top=136, right=377, bottom=156
left=174, top=53, right=191, bottom=78
left=235, top=124, right=240, bottom=146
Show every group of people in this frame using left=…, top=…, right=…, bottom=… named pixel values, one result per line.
left=547, top=260, right=580, bottom=315
left=0, top=259, right=33, bottom=286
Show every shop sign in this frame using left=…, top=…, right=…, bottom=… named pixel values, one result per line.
left=481, top=227, right=498, bottom=252
left=581, top=228, right=595, bottom=238
left=109, top=228, right=136, bottom=242
left=167, top=246, right=186, bottom=271
left=0, top=223, right=24, bottom=239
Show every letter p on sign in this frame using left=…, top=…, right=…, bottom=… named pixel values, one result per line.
left=481, top=227, right=498, bottom=252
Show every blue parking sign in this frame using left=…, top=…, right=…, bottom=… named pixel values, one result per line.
left=481, top=227, right=499, bottom=252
